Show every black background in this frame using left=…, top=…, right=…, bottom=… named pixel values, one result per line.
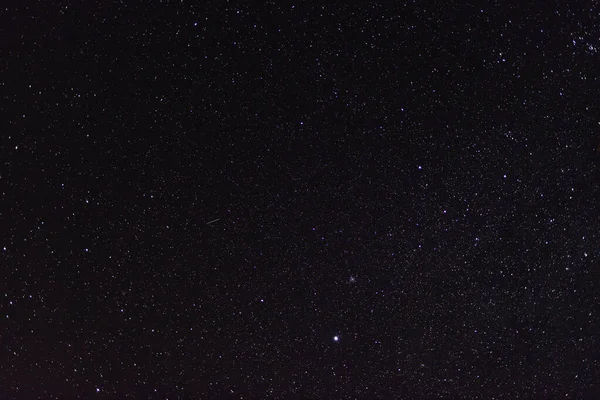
left=1, top=1, right=599, bottom=399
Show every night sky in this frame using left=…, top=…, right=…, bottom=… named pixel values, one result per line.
left=1, top=2, right=600, bottom=399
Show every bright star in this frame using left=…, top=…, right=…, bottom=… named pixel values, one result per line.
left=333, top=336, right=339, bottom=342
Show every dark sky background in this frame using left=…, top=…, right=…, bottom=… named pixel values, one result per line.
left=1, top=1, right=599, bottom=399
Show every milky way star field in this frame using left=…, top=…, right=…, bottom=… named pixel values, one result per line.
left=1, top=2, right=599, bottom=399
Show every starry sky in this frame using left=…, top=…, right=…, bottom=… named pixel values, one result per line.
left=1, top=2, right=600, bottom=399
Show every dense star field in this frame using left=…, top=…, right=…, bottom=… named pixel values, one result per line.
left=1, top=2, right=599, bottom=399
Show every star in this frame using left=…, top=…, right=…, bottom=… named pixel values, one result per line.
left=333, top=336, right=339, bottom=342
